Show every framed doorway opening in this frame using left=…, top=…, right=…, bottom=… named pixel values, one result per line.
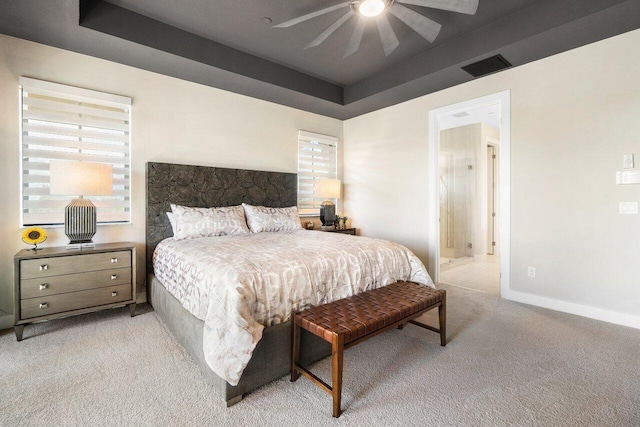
left=428, top=90, right=511, bottom=297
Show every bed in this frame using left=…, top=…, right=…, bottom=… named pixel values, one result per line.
left=146, top=162, right=433, bottom=406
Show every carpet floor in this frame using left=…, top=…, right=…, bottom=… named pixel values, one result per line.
left=1, top=284, right=639, bottom=426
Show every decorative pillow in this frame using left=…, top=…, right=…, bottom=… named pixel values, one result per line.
left=170, top=204, right=249, bottom=240
left=242, top=203, right=302, bottom=233
left=166, top=212, right=177, bottom=236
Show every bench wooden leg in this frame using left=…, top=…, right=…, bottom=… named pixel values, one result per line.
left=439, top=292, right=447, bottom=346
left=291, top=317, right=300, bottom=382
left=331, top=333, right=345, bottom=418
left=397, top=323, right=405, bottom=330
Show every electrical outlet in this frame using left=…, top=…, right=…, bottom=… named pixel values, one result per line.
left=527, top=267, right=536, bottom=278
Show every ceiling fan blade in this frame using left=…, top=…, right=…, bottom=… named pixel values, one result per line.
left=397, top=0, right=479, bottom=15
left=375, top=14, right=399, bottom=56
left=344, top=18, right=366, bottom=58
left=389, top=3, right=441, bottom=43
left=273, top=2, right=350, bottom=28
left=306, top=11, right=355, bottom=49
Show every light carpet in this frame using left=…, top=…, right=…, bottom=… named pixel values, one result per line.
left=1, top=284, right=639, bottom=426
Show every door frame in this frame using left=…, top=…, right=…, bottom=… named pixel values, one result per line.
left=428, top=90, right=511, bottom=296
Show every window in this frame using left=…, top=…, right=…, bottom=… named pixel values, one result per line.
left=297, top=130, right=338, bottom=216
left=20, top=77, right=131, bottom=226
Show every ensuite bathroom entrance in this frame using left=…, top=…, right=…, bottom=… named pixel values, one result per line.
left=433, top=98, right=506, bottom=296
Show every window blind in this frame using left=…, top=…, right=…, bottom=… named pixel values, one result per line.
left=297, top=130, right=338, bottom=216
left=20, top=77, right=132, bottom=226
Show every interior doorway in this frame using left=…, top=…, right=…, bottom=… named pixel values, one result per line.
left=428, top=91, right=511, bottom=297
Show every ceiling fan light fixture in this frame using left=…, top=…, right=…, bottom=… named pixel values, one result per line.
left=276, top=0, right=478, bottom=57
left=352, top=0, right=389, bottom=17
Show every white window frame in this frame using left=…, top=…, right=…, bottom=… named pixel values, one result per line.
left=19, top=77, right=132, bottom=226
left=297, top=130, right=338, bottom=216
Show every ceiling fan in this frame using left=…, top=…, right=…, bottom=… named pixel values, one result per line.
left=274, top=0, right=479, bottom=57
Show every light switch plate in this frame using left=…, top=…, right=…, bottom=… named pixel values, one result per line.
left=616, top=170, right=640, bottom=184
left=623, top=154, right=634, bottom=169
left=619, top=202, right=638, bottom=214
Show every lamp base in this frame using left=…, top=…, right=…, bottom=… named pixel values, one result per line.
left=65, top=198, right=97, bottom=245
left=320, top=200, right=336, bottom=227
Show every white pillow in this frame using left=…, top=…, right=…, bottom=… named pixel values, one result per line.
left=170, top=204, right=249, bottom=240
left=242, top=203, right=302, bottom=233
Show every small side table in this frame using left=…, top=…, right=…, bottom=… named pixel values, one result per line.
left=14, top=242, right=136, bottom=341
left=314, top=227, right=357, bottom=236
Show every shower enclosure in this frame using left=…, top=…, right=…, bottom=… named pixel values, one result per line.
left=439, top=123, right=499, bottom=267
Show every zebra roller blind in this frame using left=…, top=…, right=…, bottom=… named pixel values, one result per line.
left=20, top=77, right=132, bottom=226
left=297, top=130, right=338, bottom=216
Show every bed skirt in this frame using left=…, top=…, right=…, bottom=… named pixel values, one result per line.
left=148, top=274, right=331, bottom=406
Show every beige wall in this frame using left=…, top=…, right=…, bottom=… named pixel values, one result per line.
left=0, top=34, right=343, bottom=314
left=344, top=29, right=640, bottom=319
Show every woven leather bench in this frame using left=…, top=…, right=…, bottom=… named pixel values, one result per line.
left=290, top=281, right=446, bottom=417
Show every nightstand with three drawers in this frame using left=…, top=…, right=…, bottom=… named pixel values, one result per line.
left=14, top=242, right=136, bottom=341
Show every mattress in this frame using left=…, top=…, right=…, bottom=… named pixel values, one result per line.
left=153, top=230, right=433, bottom=385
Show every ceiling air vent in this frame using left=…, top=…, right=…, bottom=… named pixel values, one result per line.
left=462, top=55, right=512, bottom=78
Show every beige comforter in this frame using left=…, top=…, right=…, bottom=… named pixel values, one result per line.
left=153, top=230, right=433, bottom=385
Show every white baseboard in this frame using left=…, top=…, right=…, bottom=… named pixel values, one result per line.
left=137, top=290, right=147, bottom=304
left=0, top=311, right=13, bottom=331
left=502, top=288, right=640, bottom=330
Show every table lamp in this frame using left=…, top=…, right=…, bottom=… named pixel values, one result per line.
left=49, top=160, right=113, bottom=247
left=315, top=179, right=341, bottom=227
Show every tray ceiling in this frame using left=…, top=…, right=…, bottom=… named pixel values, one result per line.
left=105, top=0, right=536, bottom=86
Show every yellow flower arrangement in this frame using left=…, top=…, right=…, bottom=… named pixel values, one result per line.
left=22, top=227, right=47, bottom=250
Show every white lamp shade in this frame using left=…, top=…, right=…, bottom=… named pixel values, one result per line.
left=49, top=160, right=113, bottom=196
left=315, top=179, right=341, bottom=199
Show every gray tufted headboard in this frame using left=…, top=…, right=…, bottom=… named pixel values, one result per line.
left=145, top=162, right=297, bottom=274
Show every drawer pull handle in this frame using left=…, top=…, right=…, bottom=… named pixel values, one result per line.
left=111, top=275, right=117, bottom=280
left=39, top=283, right=49, bottom=290
left=111, top=292, right=117, bottom=297
left=110, top=258, right=118, bottom=263
left=39, top=265, right=48, bottom=271
left=39, top=302, right=48, bottom=309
